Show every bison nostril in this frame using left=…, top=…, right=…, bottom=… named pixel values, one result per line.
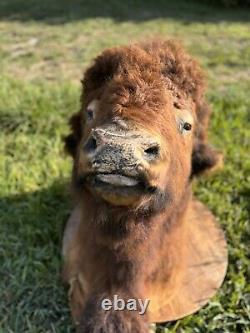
left=144, top=145, right=160, bottom=160
left=84, top=136, right=97, bottom=153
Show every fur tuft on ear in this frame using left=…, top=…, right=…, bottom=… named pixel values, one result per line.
left=64, top=112, right=82, bottom=158
left=191, top=143, right=223, bottom=177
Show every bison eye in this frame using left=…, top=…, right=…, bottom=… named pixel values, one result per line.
left=86, top=109, right=94, bottom=122
left=183, top=122, right=192, bottom=131
left=179, top=120, right=192, bottom=134
left=86, top=99, right=98, bottom=123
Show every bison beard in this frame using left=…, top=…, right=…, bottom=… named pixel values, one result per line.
left=63, top=39, right=223, bottom=333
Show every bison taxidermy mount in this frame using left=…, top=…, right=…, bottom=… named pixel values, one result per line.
left=62, top=40, right=228, bottom=333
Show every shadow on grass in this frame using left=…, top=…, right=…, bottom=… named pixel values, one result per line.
left=0, top=180, right=71, bottom=248
left=0, top=181, right=73, bottom=331
left=0, top=0, right=249, bottom=24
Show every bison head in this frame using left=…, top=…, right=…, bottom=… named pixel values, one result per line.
left=65, top=41, right=221, bottom=214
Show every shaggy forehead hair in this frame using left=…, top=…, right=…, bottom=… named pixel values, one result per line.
left=82, top=40, right=205, bottom=108
left=80, top=40, right=206, bottom=137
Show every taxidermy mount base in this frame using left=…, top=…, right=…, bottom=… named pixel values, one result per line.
left=146, top=199, right=227, bottom=322
left=63, top=199, right=227, bottom=325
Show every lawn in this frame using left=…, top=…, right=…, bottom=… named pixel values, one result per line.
left=0, top=1, right=249, bottom=332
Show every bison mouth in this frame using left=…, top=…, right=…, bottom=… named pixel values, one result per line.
left=86, top=172, right=153, bottom=192
left=93, top=173, right=139, bottom=187
left=78, top=172, right=156, bottom=205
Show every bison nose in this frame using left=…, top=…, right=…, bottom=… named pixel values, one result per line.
left=83, top=127, right=161, bottom=164
left=143, top=143, right=160, bottom=161
left=83, top=129, right=106, bottom=154
left=84, top=135, right=97, bottom=154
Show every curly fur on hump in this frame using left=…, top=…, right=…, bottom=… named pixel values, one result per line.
left=65, top=39, right=221, bottom=176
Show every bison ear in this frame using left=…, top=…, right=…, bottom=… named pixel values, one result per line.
left=64, top=112, right=82, bottom=158
left=191, top=143, right=223, bottom=177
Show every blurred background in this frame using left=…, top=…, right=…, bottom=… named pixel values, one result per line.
left=0, top=1, right=249, bottom=332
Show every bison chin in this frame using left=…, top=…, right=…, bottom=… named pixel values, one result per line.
left=75, top=172, right=172, bottom=221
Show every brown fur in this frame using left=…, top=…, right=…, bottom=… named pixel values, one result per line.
left=63, top=40, right=222, bottom=333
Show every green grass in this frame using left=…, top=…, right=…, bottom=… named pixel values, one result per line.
left=0, top=1, right=249, bottom=332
